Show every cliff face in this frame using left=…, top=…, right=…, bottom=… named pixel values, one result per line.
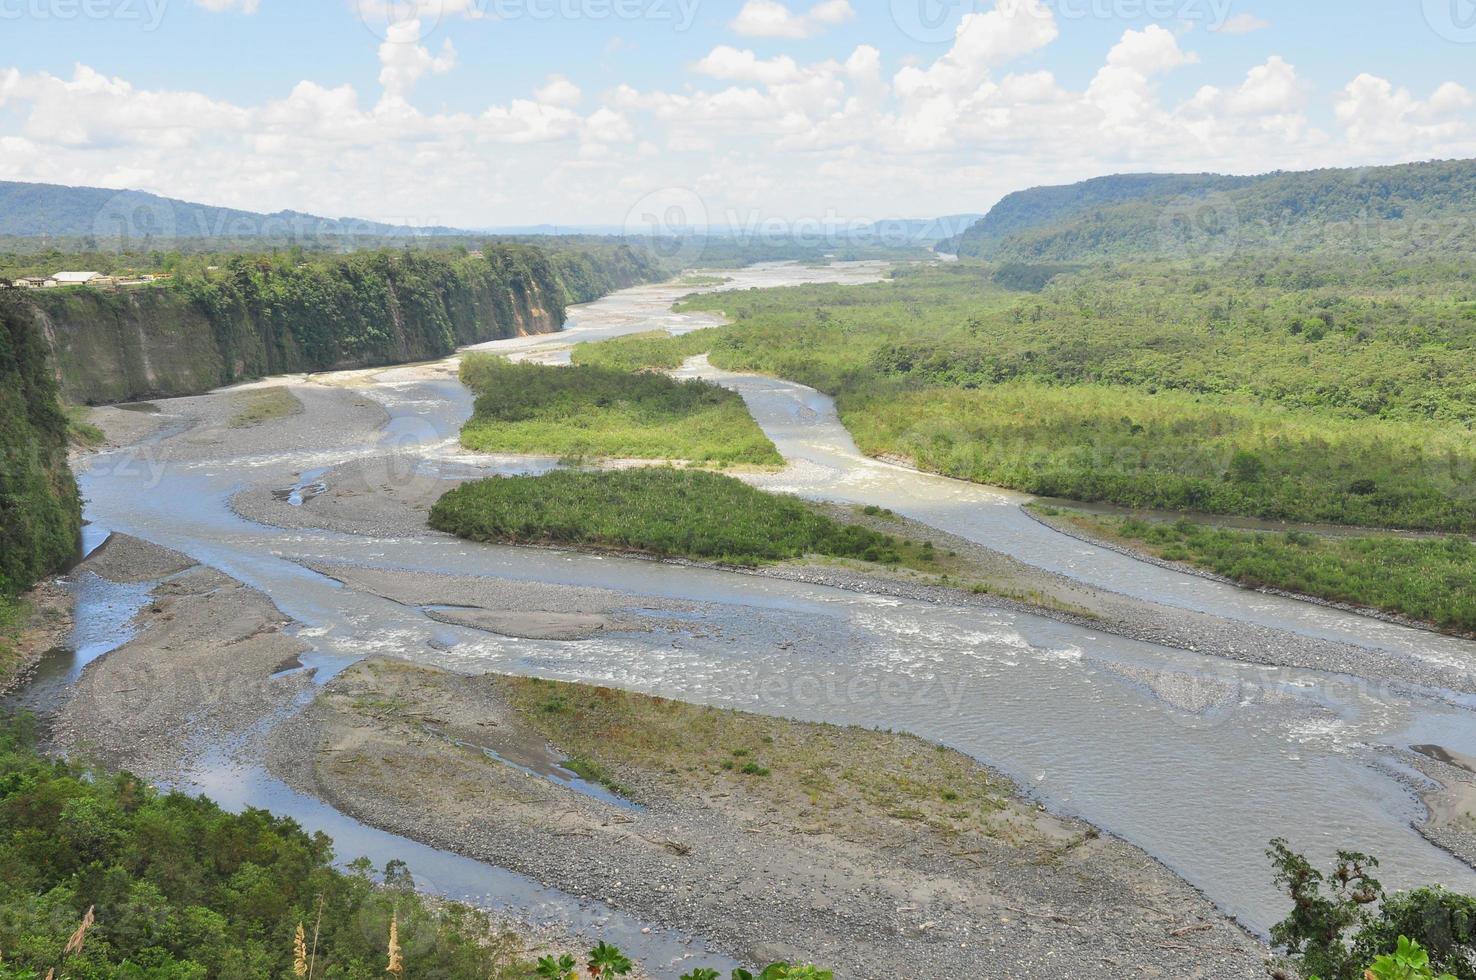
left=0, top=294, right=81, bottom=597
left=27, top=243, right=659, bottom=404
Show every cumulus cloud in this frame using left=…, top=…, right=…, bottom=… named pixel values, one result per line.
left=2, top=0, right=1475, bottom=228
left=729, top=0, right=854, bottom=40
left=535, top=75, right=582, bottom=108
left=1335, top=75, right=1476, bottom=153
left=377, top=20, right=457, bottom=103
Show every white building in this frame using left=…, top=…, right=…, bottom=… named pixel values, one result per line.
left=49, top=271, right=104, bottom=287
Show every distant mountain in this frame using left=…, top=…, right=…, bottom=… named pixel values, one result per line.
left=477, top=224, right=630, bottom=236
left=0, top=180, right=468, bottom=240
left=942, top=159, right=1476, bottom=260
left=856, top=215, right=983, bottom=247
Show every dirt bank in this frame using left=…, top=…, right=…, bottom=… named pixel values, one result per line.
left=0, top=579, right=74, bottom=696
left=52, top=533, right=314, bottom=779
left=273, top=657, right=1271, bottom=979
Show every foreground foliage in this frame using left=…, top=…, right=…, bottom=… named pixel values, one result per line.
left=459, top=355, right=780, bottom=466
left=1043, top=509, right=1476, bottom=634
left=430, top=468, right=903, bottom=566
left=1270, top=840, right=1476, bottom=980
left=0, top=719, right=529, bottom=979
left=582, top=255, right=1476, bottom=530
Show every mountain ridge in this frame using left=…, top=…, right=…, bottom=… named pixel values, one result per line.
left=942, top=158, right=1476, bottom=260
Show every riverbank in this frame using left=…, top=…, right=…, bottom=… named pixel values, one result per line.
left=1027, top=504, right=1476, bottom=640
left=273, top=656, right=1270, bottom=978
left=0, top=581, right=72, bottom=695
left=44, top=531, right=1269, bottom=978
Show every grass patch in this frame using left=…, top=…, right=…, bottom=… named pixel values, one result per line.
left=229, top=386, right=302, bottom=427
left=571, top=328, right=719, bottom=373
left=430, top=468, right=907, bottom=567
left=0, top=597, right=25, bottom=685
left=562, top=754, right=634, bottom=797
left=63, top=404, right=105, bottom=447
left=676, top=274, right=732, bottom=287
left=496, top=676, right=1015, bottom=839
left=1049, top=507, right=1476, bottom=633
left=459, top=353, right=779, bottom=466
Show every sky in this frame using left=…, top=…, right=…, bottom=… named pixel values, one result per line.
left=2, top=0, right=1475, bottom=231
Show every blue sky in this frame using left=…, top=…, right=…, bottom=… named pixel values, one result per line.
left=2, top=0, right=1474, bottom=227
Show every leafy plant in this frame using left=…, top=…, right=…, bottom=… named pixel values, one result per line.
left=536, top=953, right=579, bottom=979
left=1270, top=841, right=1476, bottom=980
left=1365, top=937, right=1458, bottom=980
left=587, top=941, right=633, bottom=977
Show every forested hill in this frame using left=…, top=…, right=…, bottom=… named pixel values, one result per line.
left=0, top=180, right=466, bottom=239
left=0, top=293, right=81, bottom=598
left=943, top=158, right=1476, bottom=260
left=22, top=242, right=662, bottom=404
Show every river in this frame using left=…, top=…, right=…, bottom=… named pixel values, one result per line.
left=57, top=261, right=1476, bottom=944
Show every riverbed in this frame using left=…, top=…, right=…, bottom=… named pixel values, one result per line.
left=47, top=261, right=1476, bottom=953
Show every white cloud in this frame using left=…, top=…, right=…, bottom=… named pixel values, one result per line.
left=377, top=19, right=456, bottom=103
left=535, top=75, right=582, bottom=108
left=1335, top=75, right=1476, bottom=153
left=1213, top=13, right=1270, bottom=34
left=1, top=0, right=1474, bottom=228
left=693, top=47, right=803, bottom=86
left=728, top=0, right=854, bottom=40
left=893, top=0, right=1059, bottom=100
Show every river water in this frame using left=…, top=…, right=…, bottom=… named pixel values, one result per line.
left=63, top=262, right=1476, bottom=939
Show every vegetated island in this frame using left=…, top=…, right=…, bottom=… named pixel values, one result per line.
left=458, top=354, right=781, bottom=467
left=429, top=468, right=910, bottom=568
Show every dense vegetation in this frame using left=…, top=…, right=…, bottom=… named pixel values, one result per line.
left=1041, top=508, right=1476, bottom=633
left=586, top=255, right=1476, bottom=530
left=459, top=355, right=780, bottom=466
left=0, top=719, right=532, bottom=978
left=1269, top=840, right=1476, bottom=980
left=943, top=159, right=1476, bottom=260
left=19, top=242, right=661, bottom=404
left=0, top=294, right=81, bottom=599
left=430, top=468, right=906, bottom=567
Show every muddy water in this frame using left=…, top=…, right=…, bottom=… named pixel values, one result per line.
left=678, top=361, right=1476, bottom=673
left=63, top=262, right=1476, bottom=940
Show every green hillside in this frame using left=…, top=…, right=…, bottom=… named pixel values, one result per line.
left=945, top=159, right=1476, bottom=260
left=0, top=293, right=82, bottom=599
